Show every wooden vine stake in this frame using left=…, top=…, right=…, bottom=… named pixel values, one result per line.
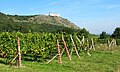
left=111, top=39, right=116, bottom=50
left=62, top=35, right=71, bottom=60
left=17, top=37, right=22, bottom=67
left=91, top=38, right=95, bottom=50
left=82, top=36, right=85, bottom=44
left=76, top=35, right=82, bottom=45
left=114, top=39, right=117, bottom=47
left=107, top=39, right=117, bottom=50
left=70, top=45, right=74, bottom=57
left=87, top=39, right=91, bottom=56
left=47, top=49, right=65, bottom=64
left=57, top=39, right=62, bottom=64
left=70, top=35, right=80, bottom=58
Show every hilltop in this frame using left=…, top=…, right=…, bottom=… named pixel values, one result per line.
left=0, top=12, right=80, bottom=33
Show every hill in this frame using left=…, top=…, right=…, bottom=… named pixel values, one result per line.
left=0, top=12, right=80, bottom=33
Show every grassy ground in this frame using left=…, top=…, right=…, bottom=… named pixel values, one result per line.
left=0, top=46, right=120, bottom=72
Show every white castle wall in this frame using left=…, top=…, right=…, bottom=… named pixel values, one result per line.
left=45, top=13, right=60, bottom=17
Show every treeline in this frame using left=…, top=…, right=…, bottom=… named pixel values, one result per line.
left=98, top=27, right=120, bottom=45
left=99, top=27, right=120, bottom=39
left=0, top=22, right=89, bottom=37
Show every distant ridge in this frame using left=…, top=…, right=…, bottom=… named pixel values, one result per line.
left=0, top=12, right=80, bottom=33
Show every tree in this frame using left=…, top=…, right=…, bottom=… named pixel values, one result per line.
left=112, top=27, right=120, bottom=39
left=99, top=31, right=109, bottom=39
left=77, top=28, right=89, bottom=38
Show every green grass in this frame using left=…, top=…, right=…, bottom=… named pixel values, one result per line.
left=0, top=46, right=120, bottom=72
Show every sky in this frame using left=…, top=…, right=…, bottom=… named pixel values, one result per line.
left=0, top=0, right=120, bottom=34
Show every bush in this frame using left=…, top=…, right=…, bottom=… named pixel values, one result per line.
left=116, top=39, right=120, bottom=45
left=97, top=39, right=108, bottom=44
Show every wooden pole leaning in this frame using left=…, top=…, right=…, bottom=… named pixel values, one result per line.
left=10, top=54, right=18, bottom=65
left=86, top=39, right=91, bottom=56
left=91, top=38, right=95, bottom=50
left=62, top=35, right=71, bottom=60
left=47, top=49, right=65, bottom=64
left=76, top=35, right=82, bottom=45
left=70, top=35, right=80, bottom=58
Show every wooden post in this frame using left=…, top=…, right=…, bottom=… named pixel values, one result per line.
left=11, top=54, right=18, bottom=65
left=70, top=35, right=80, bottom=58
left=47, top=49, right=65, bottom=64
left=91, top=38, right=95, bottom=50
left=62, top=35, right=71, bottom=60
left=82, top=36, right=85, bottom=44
left=17, top=37, right=22, bottom=67
left=108, top=39, right=111, bottom=49
left=87, top=39, right=91, bottom=56
left=57, top=39, right=62, bottom=64
left=108, top=39, right=110, bottom=45
left=112, top=39, right=116, bottom=49
left=76, top=35, right=82, bottom=45
left=70, top=46, right=74, bottom=57
left=75, top=35, right=82, bottom=53
left=47, top=54, right=58, bottom=64
left=111, top=39, right=114, bottom=50
left=109, top=39, right=114, bottom=50
left=114, top=39, right=117, bottom=47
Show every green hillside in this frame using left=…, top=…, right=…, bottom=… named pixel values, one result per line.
left=0, top=12, right=80, bottom=34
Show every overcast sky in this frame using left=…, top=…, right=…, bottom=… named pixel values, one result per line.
left=0, top=0, right=120, bottom=34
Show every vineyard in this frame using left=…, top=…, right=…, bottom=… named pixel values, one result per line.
left=0, top=32, right=119, bottom=65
